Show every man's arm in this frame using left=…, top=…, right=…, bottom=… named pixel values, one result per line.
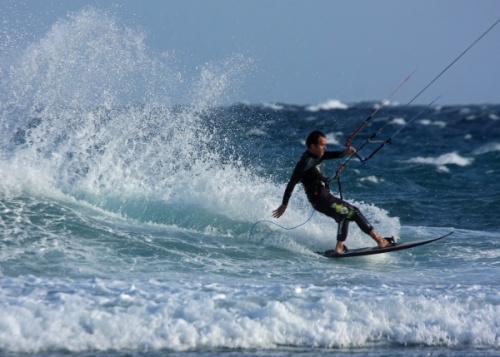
left=272, top=155, right=309, bottom=218
left=322, top=146, right=356, bottom=160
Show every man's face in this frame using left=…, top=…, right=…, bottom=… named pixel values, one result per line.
left=310, top=136, right=326, bottom=157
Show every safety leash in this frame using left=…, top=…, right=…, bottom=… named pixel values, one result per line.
left=249, top=208, right=316, bottom=238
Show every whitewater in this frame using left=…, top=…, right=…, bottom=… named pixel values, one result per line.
left=1, top=8, right=499, bottom=357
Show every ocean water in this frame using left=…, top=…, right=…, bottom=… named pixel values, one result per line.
left=1, top=8, right=499, bottom=357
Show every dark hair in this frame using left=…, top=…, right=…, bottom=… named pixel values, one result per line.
left=306, top=130, right=326, bottom=148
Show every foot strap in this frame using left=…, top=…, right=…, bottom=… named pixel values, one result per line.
left=384, top=237, right=396, bottom=246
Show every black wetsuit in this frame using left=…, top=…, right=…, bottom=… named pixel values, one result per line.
left=281, top=150, right=374, bottom=242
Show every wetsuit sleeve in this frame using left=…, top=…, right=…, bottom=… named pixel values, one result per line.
left=322, top=150, right=344, bottom=160
left=281, top=158, right=309, bottom=206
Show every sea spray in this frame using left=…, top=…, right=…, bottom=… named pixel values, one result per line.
left=0, top=8, right=259, bottom=227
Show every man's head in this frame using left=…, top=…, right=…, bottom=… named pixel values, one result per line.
left=306, top=130, right=327, bottom=157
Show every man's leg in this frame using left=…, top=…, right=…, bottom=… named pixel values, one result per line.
left=340, top=201, right=394, bottom=248
left=315, top=193, right=394, bottom=249
left=335, top=219, right=349, bottom=253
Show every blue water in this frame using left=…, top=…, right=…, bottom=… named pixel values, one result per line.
left=1, top=8, right=499, bottom=357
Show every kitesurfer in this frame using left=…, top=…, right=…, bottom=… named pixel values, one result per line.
left=273, top=130, right=395, bottom=253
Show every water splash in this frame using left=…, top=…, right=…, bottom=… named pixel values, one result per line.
left=0, top=8, right=252, bottom=211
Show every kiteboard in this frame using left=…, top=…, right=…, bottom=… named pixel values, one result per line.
left=318, top=232, right=453, bottom=258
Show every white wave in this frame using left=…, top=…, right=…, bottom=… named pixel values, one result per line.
left=0, top=277, right=498, bottom=352
left=472, top=142, right=500, bottom=155
left=325, top=132, right=340, bottom=145
left=359, top=175, right=385, bottom=184
left=374, top=100, right=401, bottom=109
left=404, top=152, right=474, bottom=173
left=262, top=102, right=284, bottom=110
left=306, top=99, right=348, bottom=112
left=390, top=117, right=406, bottom=125
left=418, top=119, right=447, bottom=128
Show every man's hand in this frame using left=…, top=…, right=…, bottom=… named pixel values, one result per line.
left=272, top=205, right=287, bottom=218
left=343, top=146, right=356, bottom=156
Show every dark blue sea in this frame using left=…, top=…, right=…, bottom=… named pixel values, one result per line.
left=0, top=8, right=499, bottom=357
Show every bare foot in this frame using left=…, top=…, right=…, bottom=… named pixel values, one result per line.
left=335, top=241, right=347, bottom=254
left=378, top=236, right=395, bottom=248
left=370, top=230, right=395, bottom=248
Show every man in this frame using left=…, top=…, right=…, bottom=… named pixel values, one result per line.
left=273, top=130, right=395, bottom=253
